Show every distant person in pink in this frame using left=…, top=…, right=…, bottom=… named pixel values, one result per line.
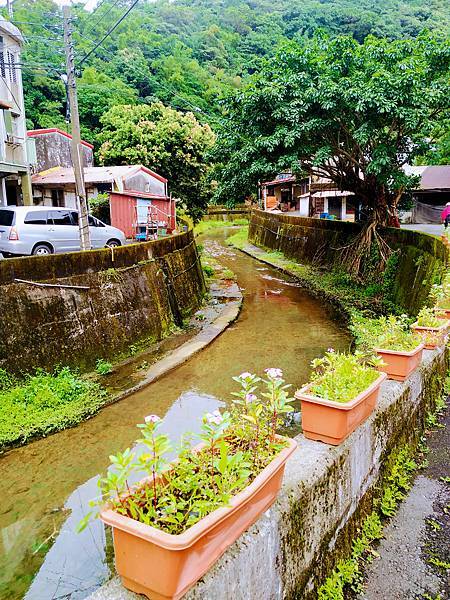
left=441, top=203, right=450, bottom=228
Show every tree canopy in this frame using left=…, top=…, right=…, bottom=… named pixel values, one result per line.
left=98, top=103, right=215, bottom=219
left=214, top=33, right=450, bottom=219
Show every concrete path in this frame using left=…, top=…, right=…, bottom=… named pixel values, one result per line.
left=361, top=402, right=450, bottom=600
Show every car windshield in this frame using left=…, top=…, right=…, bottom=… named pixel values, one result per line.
left=0, top=209, right=14, bottom=226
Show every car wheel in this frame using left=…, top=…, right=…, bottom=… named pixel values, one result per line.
left=106, top=239, right=121, bottom=248
left=32, top=243, right=53, bottom=256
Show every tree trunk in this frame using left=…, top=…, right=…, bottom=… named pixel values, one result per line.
left=340, top=188, right=393, bottom=278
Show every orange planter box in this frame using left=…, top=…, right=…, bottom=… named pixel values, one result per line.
left=411, top=321, right=449, bottom=350
left=375, top=343, right=424, bottom=381
left=100, top=437, right=297, bottom=600
left=295, top=372, right=387, bottom=446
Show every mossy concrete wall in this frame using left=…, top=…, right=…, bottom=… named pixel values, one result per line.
left=0, top=231, right=205, bottom=373
left=89, top=348, right=448, bottom=600
left=248, top=210, right=448, bottom=314
left=202, top=208, right=250, bottom=222
left=186, top=348, right=448, bottom=599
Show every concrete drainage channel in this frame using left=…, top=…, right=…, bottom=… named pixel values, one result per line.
left=86, top=230, right=448, bottom=600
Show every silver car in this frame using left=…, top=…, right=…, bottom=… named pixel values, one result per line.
left=0, top=206, right=126, bottom=256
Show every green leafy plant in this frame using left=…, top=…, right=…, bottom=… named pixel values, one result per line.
left=0, top=367, right=107, bottom=450
left=416, top=307, right=442, bottom=328
left=95, top=359, right=113, bottom=376
left=78, top=369, right=294, bottom=536
left=351, top=314, right=420, bottom=352
left=307, top=350, right=383, bottom=404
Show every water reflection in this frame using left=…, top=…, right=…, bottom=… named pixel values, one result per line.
left=0, top=229, right=350, bottom=599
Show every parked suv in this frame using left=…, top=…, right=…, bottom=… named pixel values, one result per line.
left=0, top=206, right=126, bottom=256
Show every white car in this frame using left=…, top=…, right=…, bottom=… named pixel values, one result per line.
left=0, top=206, right=126, bottom=256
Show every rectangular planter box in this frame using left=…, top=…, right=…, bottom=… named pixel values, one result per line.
left=100, top=437, right=297, bottom=600
left=375, top=343, right=424, bottom=382
left=295, top=372, right=387, bottom=445
left=411, top=321, right=449, bottom=350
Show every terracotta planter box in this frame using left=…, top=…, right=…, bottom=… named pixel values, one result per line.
left=101, top=436, right=297, bottom=600
left=411, top=321, right=449, bottom=350
left=375, top=343, right=424, bottom=382
left=295, top=372, right=387, bottom=445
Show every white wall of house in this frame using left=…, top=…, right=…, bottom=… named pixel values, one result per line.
left=299, top=196, right=309, bottom=216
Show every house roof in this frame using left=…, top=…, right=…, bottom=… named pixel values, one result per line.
left=312, top=190, right=354, bottom=198
left=27, top=128, right=94, bottom=150
left=0, top=17, right=24, bottom=44
left=262, top=176, right=297, bottom=186
left=417, top=166, right=450, bottom=190
left=32, top=165, right=168, bottom=186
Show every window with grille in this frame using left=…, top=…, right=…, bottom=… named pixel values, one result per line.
left=7, top=51, right=16, bottom=84
left=0, top=37, right=5, bottom=78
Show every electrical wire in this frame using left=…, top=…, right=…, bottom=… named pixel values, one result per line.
left=82, top=0, right=124, bottom=36
left=77, top=0, right=140, bottom=68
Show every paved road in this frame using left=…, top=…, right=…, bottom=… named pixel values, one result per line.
left=401, top=223, right=445, bottom=237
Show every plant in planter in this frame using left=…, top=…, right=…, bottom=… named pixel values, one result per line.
left=78, top=369, right=297, bottom=600
left=430, top=281, right=450, bottom=320
left=411, top=307, right=449, bottom=350
left=351, top=315, right=424, bottom=381
left=295, top=350, right=386, bottom=445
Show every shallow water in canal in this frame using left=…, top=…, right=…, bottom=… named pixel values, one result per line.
left=0, top=229, right=350, bottom=599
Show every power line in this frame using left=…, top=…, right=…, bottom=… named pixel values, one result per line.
left=82, top=0, right=123, bottom=36
left=78, top=0, right=140, bottom=68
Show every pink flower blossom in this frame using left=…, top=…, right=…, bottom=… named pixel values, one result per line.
left=205, top=409, right=223, bottom=425
left=145, top=414, right=161, bottom=424
left=327, top=348, right=335, bottom=353
left=245, top=393, right=257, bottom=403
left=265, top=368, right=283, bottom=379
left=239, top=372, right=253, bottom=379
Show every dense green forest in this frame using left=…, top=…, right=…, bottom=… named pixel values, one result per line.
left=1, top=0, right=449, bottom=214
left=7, top=0, right=450, bottom=139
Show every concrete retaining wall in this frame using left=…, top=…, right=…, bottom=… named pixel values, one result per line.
left=249, top=210, right=448, bottom=315
left=0, top=231, right=205, bottom=373
left=202, top=209, right=250, bottom=222
left=187, top=349, right=447, bottom=599
left=90, top=348, right=447, bottom=600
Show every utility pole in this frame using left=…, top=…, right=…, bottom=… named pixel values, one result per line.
left=7, top=0, right=13, bottom=20
left=63, top=5, right=91, bottom=251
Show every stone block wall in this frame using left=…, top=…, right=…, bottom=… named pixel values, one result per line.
left=0, top=231, right=205, bottom=373
left=248, top=210, right=448, bottom=314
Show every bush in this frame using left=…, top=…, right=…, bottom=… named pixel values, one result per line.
left=0, top=367, right=107, bottom=450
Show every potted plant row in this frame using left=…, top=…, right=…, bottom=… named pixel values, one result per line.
left=78, top=369, right=297, bottom=600
left=295, top=350, right=386, bottom=445
left=411, top=307, right=449, bottom=349
left=352, top=315, right=424, bottom=381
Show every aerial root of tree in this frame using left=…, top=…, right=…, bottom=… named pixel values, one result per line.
left=338, top=221, right=393, bottom=279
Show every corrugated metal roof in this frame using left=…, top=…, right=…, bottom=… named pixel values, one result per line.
left=32, top=165, right=161, bottom=186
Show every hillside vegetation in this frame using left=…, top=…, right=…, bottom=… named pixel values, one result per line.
left=8, top=0, right=450, bottom=138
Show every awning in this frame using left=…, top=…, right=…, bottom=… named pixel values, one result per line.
left=312, top=190, right=354, bottom=198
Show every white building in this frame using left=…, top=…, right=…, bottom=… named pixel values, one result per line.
left=0, top=17, right=32, bottom=206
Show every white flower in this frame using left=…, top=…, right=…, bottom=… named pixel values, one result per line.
left=327, top=347, right=335, bottom=353
left=145, top=414, right=161, bottom=424
left=265, top=368, right=283, bottom=379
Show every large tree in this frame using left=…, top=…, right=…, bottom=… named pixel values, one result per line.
left=214, top=33, right=450, bottom=273
left=97, top=103, right=215, bottom=220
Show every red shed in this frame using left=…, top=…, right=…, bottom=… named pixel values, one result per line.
left=110, top=190, right=176, bottom=239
